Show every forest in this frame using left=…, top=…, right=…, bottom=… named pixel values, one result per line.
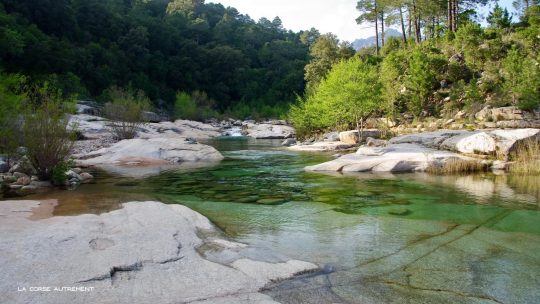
left=291, top=0, right=540, bottom=137
left=0, top=0, right=314, bottom=118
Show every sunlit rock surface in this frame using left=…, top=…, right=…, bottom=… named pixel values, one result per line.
left=307, top=129, right=540, bottom=172
left=306, top=143, right=471, bottom=173
left=77, top=138, right=224, bottom=166
left=244, top=123, right=295, bottom=139
left=0, top=201, right=317, bottom=304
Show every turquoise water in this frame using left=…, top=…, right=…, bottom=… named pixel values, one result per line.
left=21, top=137, right=540, bottom=303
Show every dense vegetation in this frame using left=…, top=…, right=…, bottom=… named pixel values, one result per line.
left=0, top=0, right=312, bottom=118
left=291, top=1, right=540, bottom=137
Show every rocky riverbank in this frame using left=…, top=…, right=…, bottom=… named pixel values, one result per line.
left=303, top=128, right=539, bottom=173
left=0, top=200, right=317, bottom=304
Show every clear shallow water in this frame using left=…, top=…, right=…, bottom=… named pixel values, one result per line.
left=17, top=138, right=540, bottom=303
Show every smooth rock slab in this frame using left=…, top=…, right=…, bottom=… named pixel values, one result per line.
left=78, top=137, right=224, bottom=166
left=288, top=142, right=354, bottom=152
left=0, top=201, right=318, bottom=304
left=305, top=143, right=472, bottom=173
left=244, top=123, right=295, bottom=139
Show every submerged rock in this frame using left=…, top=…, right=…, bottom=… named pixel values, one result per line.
left=0, top=200, right=318, bottom=304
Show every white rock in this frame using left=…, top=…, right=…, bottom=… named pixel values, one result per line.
left=489, top=128, right=540, bottom=156
left=389, top=130, right=467, bottom=148
left=288, top=142, right=354, bottom=152
left=78, top=137, right=224, bottom=166
left=0, top=201, right=317, bottom=304
left=440, top=132, right=497, bottom=154
left=305, top=143, right=472, bottom=173
left=339, top=129, right=382, bottom=144
left=244, top=123, right=295, bottom=139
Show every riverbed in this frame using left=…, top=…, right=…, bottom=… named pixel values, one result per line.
left=11, top=137, right=540, bottom=303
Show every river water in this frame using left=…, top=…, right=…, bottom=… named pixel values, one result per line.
left=18, top=138, right=540, bottom=303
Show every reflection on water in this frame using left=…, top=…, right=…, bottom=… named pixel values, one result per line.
left=9, top=137, right=540, bottom=303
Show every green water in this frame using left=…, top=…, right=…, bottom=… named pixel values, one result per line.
left=20, top=138, right=540, bottom=303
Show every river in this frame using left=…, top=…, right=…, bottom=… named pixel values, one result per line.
left=17, top=137, right=540, bottom=303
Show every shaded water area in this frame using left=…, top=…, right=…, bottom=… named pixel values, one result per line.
left=14, top=138, right=540, bottom=303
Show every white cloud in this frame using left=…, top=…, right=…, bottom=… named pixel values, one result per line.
left=208, top=0, right=375, bottom=41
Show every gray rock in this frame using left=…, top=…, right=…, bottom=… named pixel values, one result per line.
left=78, top=137, right=224, bottom=168
left=20, top=185, right=37, bottom=192
left=366, top=137, right=387, bottom=147
left=440, top=132, right=497, bottom=155
left=305, top=143, right=473, bottom=173
left=339, top=129, right=382, bottom=144
left=281, top=138, right=297, bottom=147
left=79, top=172, right=94, bottom=183
left=13, top=172, right=28, bottom=179
left=0, top=161, right=9, bottom=173
left=9, top=184, right=23, bottom=190
left=322, top=132, right=340, bottom=142
left=0, top=201, right=317, bottom=304
left=16, top=176, right=31, bottom=186
left=244, top=123, right=295, bottom=139
left=142, top=111, right=163, bottom=123
left=288, top=142, right=354, bottom=152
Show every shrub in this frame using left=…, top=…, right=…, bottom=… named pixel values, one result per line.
left=51, top=159, right=74, bottom=186
left=501, top=47, right=540, bottom=110
left=103, top=87, right=151, bottom=140
left=23, top=91, right=76, bottom=181
left=289, top=57, right=383, bottom=136
left=174, top=90, right=219, bottom=121
left=0, top=73, right=25, bottom=158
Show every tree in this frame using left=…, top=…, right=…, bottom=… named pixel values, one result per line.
left=357, top=0, right=380, bottom=54
left=501, top=47, right=540, bottom=110
left=304, top=34, right=353, bottom=94
left=487, top=4, right=512, bottom=29
left=291, top=57, right=384, bottom=135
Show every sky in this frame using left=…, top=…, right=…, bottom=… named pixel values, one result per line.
left=209, top=0, right=518, bottom=42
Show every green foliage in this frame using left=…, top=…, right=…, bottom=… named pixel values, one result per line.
left=51, top=159, right=74, bottom=186
left=174, top=91, right=218, bottom=121
left=23, top=89, right=75, bottom=181
left=0, top=73, right=25, bottom=157
left=290, top=57, right=383, bottom=136
left=403, top=49, right=440, bottom=116
left=487, top=4, right=512, bottom=29
left=103, top=87, right=151, bottom=140
left=501, top=47, right=540, bottom=110
left=304, top=34, right=355, bottom=94
left=0, top=0, right=309, bottom=118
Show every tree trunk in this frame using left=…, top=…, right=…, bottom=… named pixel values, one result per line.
left=448, top=0, right=453, bottom=32
left=375, top=1, right=379, bottom=56
left=412, top=0, right=420, bottom=43
left=399, top=6, right=407, bottom=43
left=453, top=0, right=458, bottom=32
left=407, top=6, right=412, bottom=39
left=381, top=11, right=385, bottom=47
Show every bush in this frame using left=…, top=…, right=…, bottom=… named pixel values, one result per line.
left=501, top=47, right=540, bottom=110
left=23, top=90, right=76, bottom=181
left=0, top=73, right=25, bottom=158
left=51, top=159, right=74, bottom=186
left=174, top=90, right=219, bottom=121
left=103, top=87, right=151, bottom=140
left=289, top=57, right=383, bottom=136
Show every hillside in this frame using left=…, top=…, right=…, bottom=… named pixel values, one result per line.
left=0, top=0, right=310, bottom=117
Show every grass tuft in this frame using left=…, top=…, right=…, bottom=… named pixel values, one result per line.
left=426, top=158, right=486, bottom=175
left=509, top=139, right=540, bottom=175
